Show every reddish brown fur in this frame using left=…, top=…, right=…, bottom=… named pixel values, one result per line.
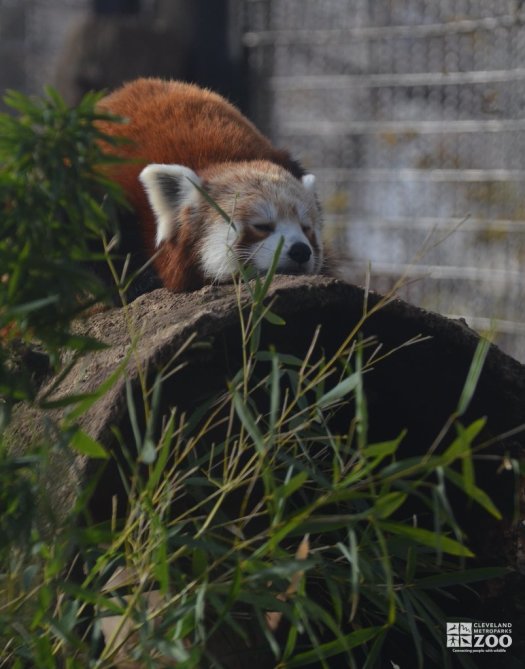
left=97, top=79, right=306, bottom=291
left=155, top=206, right=205, bottom=291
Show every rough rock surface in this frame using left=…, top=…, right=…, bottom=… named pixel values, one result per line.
left=8, top=275, right=524, bottom=522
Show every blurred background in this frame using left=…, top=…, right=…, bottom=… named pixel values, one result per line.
left=2, top=0, right=525, bottom=360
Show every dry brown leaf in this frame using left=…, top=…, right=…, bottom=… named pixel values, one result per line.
left=266, top=534, right=310, bottom=632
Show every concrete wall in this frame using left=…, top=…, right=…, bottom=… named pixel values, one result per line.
left=0, top=0, right=243, bottom=109
left=0, top=0, right=91, bottom=106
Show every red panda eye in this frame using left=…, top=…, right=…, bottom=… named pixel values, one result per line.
left=252, top=222, right=275, bottom=233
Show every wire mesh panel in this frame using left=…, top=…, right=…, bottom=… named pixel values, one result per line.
left=242, top=0, right=525, bottom=360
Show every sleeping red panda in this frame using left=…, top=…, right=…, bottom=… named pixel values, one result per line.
left=96, top=78, right=324, bottom=293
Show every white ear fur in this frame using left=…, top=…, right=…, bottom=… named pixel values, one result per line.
left=139, top=164, right=202, bottom=246
left=301, top=173, right=316, bottom=191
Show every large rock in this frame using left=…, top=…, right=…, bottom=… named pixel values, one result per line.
left=8, top=275, right=524, bottom=527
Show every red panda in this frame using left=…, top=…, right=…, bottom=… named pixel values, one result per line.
left=96, top=78, right=324, bottom=293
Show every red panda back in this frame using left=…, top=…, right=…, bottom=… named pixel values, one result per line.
left=97, top=78, right=302, bottom=196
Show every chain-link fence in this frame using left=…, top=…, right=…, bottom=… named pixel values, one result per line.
left=242, top=0, right=525, bottom=360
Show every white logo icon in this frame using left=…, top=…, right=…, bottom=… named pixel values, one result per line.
left=447, top=622, right=472, bottom=647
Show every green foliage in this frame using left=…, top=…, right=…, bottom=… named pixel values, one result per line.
left=2, top=287, right=513, bottom=668
left=0, top=88, right=518, bottom=669
left=0, top=86, right=124, bottom=401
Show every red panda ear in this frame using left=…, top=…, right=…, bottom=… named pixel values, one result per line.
left=301, top=174, right=316, bottom=191
left=139, top=164, right=202, bottom=246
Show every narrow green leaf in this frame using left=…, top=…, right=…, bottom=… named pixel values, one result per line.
left=69, top=430, right=109, bottom=460
left=363, top=430, right=406, bottom=459
left=443, top=418, right=486, bottom=462
left=126, top=377, right=142, bottom=451
left=44, top=86, right=68, bottom=112
left=61, top=583, right=123, bottom=614
left=192, top=548, right=208, bottom=578
left=149, top=412, right=175, bottom=489
left=405, top=545, right=417, bottom=583
left=379, top=521, right=474, bottom=557
left=372, top=492, right=407, bottom=519
left=354, top=344, right=368, bottom=451
left=445, top=469, right=502, bottom=519
left=264, top=310, right=286, bottom=326
left=400, top=590, right=424, bottom=667
left=380, top=455, right=443, bottom=478
left=336, top=530, right=360, bottom=621
left=7, top=295, right=59, bottom=315
left=41, top=392, right=99, bottom=410
left=318, top=372, right=360, bottom=409
left=259, top=235, right=285, bottom=298
left=283, top=617, right=300, bottom=661
left=275, top=471, right=309, bottom=502
left=461, top=445, right=476, bottom=496
left=414, top=566, right=508, bottom=589
left=188, top=178, right=232, bottom=223
left=457, top=336, right=491, bottom=416
left=285, top=626, right=382, bottom=667
left=62, top=334, right=108, bottom=353
left=256, top=351, right=304, bottom=367
left=232, top=391, right=265, bottom=454
left=269, top=351, right=280, bottom=431
left=362, top=630, right=387, bottom=669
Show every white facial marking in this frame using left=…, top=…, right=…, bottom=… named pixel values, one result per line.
left=200, top=220, right=239, bottom=282
left=139, top=163, right=202, bottom=246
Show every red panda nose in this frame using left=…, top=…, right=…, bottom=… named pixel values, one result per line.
left=288, top=242, right=312, bottom=264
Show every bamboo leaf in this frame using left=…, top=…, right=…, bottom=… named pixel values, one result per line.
left=269, top=351, right=281, bottom=431
left=275, top=471, right=309, bottom=502
left=187, top=178, right=232, bottom=223
left=414, top=567, right=508, bottom=589
left=69, top=429, right=109, bottom=460
left=372, top=492, right=407, bottom=519
left=457, top=336, right=491, bottom=416
left=264, top=310, right=286, bottom=326
left=363, top=432, right=405, bottom=459
left=232, top=390, right=265, bottom=454
left=259, top=235, right=285, bottom=298
left=317, top=372, right=360, bottom=409
left=285, top=626, right=382, bottom=667
left=445, top=469, right=502, bottom=519
left=379, top=521, right=474, bottom=557
left=443, top=418, right=486, bottom=462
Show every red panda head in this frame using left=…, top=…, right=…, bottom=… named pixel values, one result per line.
left=139, top=160, right=323, bottom=284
